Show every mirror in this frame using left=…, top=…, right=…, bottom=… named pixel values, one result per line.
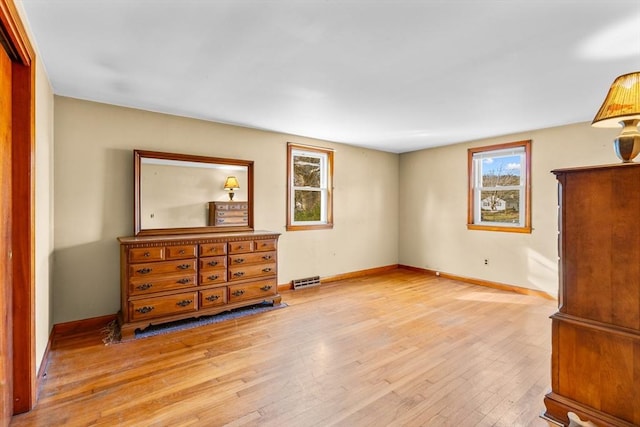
left=134, top=150, right=254, bottom=236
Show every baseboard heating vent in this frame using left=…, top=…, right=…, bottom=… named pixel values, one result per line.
left=292, top=276, right=321, bottom=290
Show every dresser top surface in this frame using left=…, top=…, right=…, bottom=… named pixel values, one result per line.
left=211, top=201, right=248, bottom=204
left=551, top=162, right=640, bottom=175
left=118, top=230, right=280, bottom=244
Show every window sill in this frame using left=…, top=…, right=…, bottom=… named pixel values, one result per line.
left=286, top=223, right=334, bottom=232
left=467, top=224, right=532, bottom=234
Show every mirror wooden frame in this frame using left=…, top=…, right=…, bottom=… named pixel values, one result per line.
left=134, top=149, right=254, bottom=236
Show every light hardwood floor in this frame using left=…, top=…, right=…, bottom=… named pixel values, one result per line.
left=11, top=269, right=557, bottom=427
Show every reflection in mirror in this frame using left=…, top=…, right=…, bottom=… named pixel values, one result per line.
left=140, top=158, right=248, bottom=229
left=134, top=150, right=254, bottom=236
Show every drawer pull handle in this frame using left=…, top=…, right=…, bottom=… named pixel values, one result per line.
left=261, top=285, right=272, bottom=291
left=233, top=272, right=245, bottom=278
left=176, top=299, right=193, bottom=307
left=232, top=290, right=245, bottom=297
left=135, top=306, right=154, bottom=314
left=177, top=278, right=191, bottom=284
left=262, top=255, right=272, bottom=260
left=143, top=251, right=151, bottom=257
left=234, top=258, right=245, bottom=264
left=136, top=283, right=153, bottom=291
left=137, top=267, right=152, bottom=274
left=178, top=249, right=185, bottom=254
left=208, top=261, right=218, bottom=267
left=262, top=268, right=272, bottom=273
left=177, top=264, right=191, bottom=270
left=206, top=295, right=220, bottom=302
left=208, top=275, right=219, bottom=281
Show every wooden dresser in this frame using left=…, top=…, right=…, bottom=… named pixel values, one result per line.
left=118, top=231, right=280, bottom=339
left=208, top=201, right=249, bottom=227
left=543, top=164, right=640, bottom=426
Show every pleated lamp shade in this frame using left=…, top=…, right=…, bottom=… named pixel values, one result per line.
left=591, top=72, right=640, bottom=162
left=592, top=72, right=640, bottom=127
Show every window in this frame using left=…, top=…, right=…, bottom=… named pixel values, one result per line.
left=287, top=143, right=334, bottom=231
left=467, top=140, right=531, bottom=233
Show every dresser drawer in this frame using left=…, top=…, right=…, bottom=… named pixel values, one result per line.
left=215, top=210, right=247, bottom=218
left=214, top=216, right=248, bottom=226
left=129, top=247, right=165, bottom=263
left=254, top=239, right=277, bottom=252
left=200, top=242, right=227, bottom=256
left=228, top=262, right=276, bottom=281
left=199, top=256, right=227, bottom=270
left=166, top=245, right=197, bottom=259
left=216, top=202, right=248, bottom=210
left=129, top=274, right=196, bottom=295
left=129, top=259, right=197, bottom=278
left=228, top=279, right=277, bottom=303
left=228, top=241, right=254, bottom=254
left=199, top=287, right=227, bottom=308
left=229, top=251, right=276, bottom=266
left=129, top=292, right=197, bottom=321
left=200, top=269, right=227, bottom=285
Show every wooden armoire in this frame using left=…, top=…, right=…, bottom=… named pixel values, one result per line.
left=543, top=163, right=640, bottom=426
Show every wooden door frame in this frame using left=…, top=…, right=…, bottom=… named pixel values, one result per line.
left=0, top=0, right=36, bottom=415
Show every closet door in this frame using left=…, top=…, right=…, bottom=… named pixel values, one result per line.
left=0, top=36, right=13, bottom=427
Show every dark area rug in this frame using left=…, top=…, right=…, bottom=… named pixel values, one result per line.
left=102, top=301, right=287, bottom=344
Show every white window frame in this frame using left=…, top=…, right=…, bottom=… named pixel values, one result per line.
left=287, top=143, right=334, bottom=231
left=467, top=140, right=531, bottom=233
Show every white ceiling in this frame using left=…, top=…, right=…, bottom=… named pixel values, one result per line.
left=19, top=0, right=640, bottom=153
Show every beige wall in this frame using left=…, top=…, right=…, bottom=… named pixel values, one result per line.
left=34, top=57, right=54, bottom=372
left=53, top=96, right=399, bottom=323
left=17, top=1, right=55, bottom=372
left=51, top=89, right=623, bottom=321
left=399, top=122, right=619, bottom=296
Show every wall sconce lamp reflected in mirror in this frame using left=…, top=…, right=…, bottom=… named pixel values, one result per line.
left=223, top=176, right=240, bottom=200
left=592, top=71, right=640, bottom=162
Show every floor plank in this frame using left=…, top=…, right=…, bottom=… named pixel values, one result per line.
left=11, top=269, right=557, bottom=426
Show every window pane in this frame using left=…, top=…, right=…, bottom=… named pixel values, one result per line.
left=480, top=154, right=522, bottom=187
left=293, top=155, right=321, bottom=187
left=479, top=190, right=521, bottom=224
left=294, top=190, right=321, bottom=221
